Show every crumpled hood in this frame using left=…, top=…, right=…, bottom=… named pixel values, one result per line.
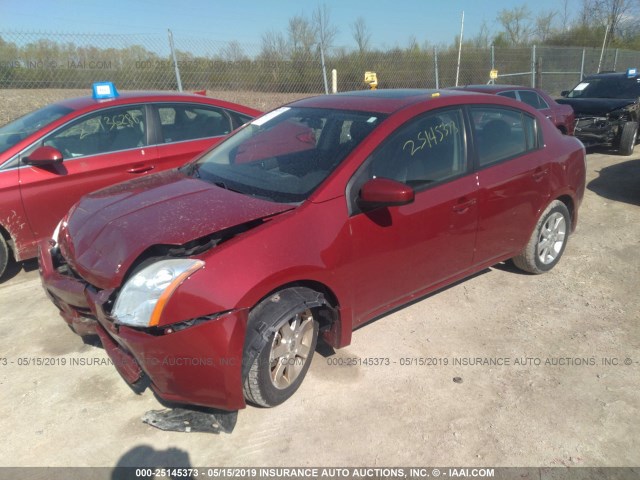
left=556, top=97, right=636, bottom=116
left=59, top=169, right=293, bottom=290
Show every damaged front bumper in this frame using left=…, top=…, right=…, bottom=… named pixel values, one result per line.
left=573, top=116, right=622, bottom=146
left=38, top=242, right=248, bottom=411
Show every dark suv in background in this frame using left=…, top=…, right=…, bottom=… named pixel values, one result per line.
left=557, top=70, right=640, bottom=155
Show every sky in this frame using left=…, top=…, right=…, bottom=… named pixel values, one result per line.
left=2, top=0, right=574, bottom=51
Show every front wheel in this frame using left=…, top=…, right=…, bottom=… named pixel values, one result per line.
left=244, top=299, right=319, bottom=407
left=512, top=200, right=571, bottom=274
left=0, top=236, right=11, bottom=280
left=618, top=121, right=638, bottom=156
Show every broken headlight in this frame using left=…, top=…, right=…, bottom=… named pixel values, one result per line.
left=113, top=259, right=205, bottom=328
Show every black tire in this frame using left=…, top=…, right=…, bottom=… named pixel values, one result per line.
left=243, top=289, right=320, bottom=407
left=618, top=121, right=638, bottom=156
left=512, top=200, right=571, bottom=274
left=0, top=236, right=10, bottom=280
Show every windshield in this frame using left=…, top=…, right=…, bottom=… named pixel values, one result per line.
left=566, top=76, right=640, bottom=99
left=0, top=104, right=72, bottom=156
left=185, top=106, right=385, bottom=203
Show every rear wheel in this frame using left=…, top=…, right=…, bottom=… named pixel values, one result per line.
left=618, top=121, right=638, bottom=156
left=512, top=200, right=571, bottom=274
left=243, top=290, right=320, bottom=407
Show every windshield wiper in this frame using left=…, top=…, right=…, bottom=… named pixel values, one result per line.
left=182, top=162, right=200, bottom=178
left=212, top=180, right=246, bottom=195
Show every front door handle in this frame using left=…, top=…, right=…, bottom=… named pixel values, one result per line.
left=127, top=165, right=155, bottom=174
left=452, top=197, right=477, bottom=214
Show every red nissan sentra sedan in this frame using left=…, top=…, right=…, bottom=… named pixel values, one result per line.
left=40, top=89, right=586, bottom=414
left=0, top=86, right=260, bottom=278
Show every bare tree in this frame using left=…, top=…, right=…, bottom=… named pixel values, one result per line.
left=407, top=35, right=420, bottom=52
left=220, top=41, right=247, bottom=62
left=497, top=5, right=533, bottom=45
left=535, top=11, right=557, bottom=42
left=560, top=0, right=572, bottom=31
left=594, top=0, right=638, bottom=41
left=351, top=16, right=371, bottom=53
left=260, top=30, right=289, bottom=61
left=288, top=15, right=317, bottom=57
left=580, top=0, right=640, bottom=32
left=313, top=4, right=339, bottom=52
left=471, top=20, right=492, bottom=48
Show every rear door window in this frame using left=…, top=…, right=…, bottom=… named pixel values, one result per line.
left=470, top=106, right=540, bottom=167
left=517, top=90, right=549, bottom=110
left=157, top=104, right=232, bottom=143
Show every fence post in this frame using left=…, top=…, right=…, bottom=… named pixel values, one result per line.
left=536, top=56, right=542, bottom=89
left=167, top=29, right=183, bottom=92
left=434, top=47, right=439, bottom=89
left=331, top=69, right=337, bottom=94
left=455, top=11, right=465, bottom=87
left=580, top=48, right=586, bottom=80
left=491, top=44, right=495, bottom=71
left=531, top=45, right=536, bottom=87
left=597, top=23, right=610, bottom=73
left=319, top=42, right=329, bottom=95
left=614, top=48, right=619, bottom=71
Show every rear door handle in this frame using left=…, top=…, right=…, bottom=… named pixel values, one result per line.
left=127, top=165, right=155, bottom=174
left=532, top=167, right=548, bottom=182
left=452, top=197, right=477, bottom=214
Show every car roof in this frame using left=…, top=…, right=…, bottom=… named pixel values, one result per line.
left=54, top=91, right=255, bottom=112
left=288, top=89, right=487, bottom=114
left=584, top=71, right=638, bottom=80
left=450, top=84, right=538, bottom=93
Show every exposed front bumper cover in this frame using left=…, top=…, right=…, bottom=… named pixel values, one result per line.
left=39, top=241, right=248, bottom=411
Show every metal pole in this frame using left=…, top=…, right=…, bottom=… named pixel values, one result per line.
left=580, top=48, right=586, bottom=80
left=434, top=47, right=439, bottom=89
left=597, top=23, right=610, bottom=73
left=491, top=44, right=495, bottom=71
left=331, top=69, right=337, bottom=94
left=167, top=29, right=183, bottom=92
left=614, top=48, right=619, bottom=71
left=455, top=11, right=464, bottom=87
left=319, top=43, right=329, bottom=95
left=531, top=45, right=536, bottom=87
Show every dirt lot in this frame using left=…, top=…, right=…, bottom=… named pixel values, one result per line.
left=0, top=90, right=639, bottom=469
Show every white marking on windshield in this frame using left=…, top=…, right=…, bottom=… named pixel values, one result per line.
left=252, top=107, right=291, bottom=127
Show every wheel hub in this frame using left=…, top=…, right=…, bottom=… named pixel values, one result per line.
left=268, top=309, right=314, bottom=389
left=537, top=212, right=566, bottom=264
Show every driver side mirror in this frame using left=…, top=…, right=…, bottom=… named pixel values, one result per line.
left=358, top=178, right=415, bottom=209
left=560, top=90, right=569, bottom=97
left=23, top=146, right=63, bottom=166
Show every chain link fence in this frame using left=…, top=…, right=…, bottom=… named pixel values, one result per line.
left=2, top=30, right=640, bottom=97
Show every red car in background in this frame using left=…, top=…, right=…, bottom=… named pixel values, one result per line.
left=40, top=89, right=585, bottom=421
left=0, top=89, right=260, bottom=278
left=451, top=84, right=575, bottom=135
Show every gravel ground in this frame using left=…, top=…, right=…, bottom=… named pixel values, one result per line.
left=0, top=90, right=638, bottom=469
